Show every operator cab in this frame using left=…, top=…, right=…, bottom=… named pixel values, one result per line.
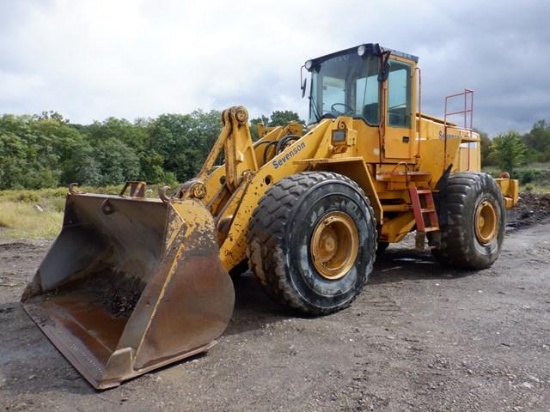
left=303, top=43, right=418, bottom=130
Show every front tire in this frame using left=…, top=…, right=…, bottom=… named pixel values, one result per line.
left=433, top=172, right=505, bottom=269
left=247, top=172, right=377, bottom=315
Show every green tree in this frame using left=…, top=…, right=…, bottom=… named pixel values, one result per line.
left=64, top=142, right=102, bottom=186
left=67, top=138, right=141, bottom=186
left=85, top=117, right=148, bottom=150
left=477, top=129, right=494, bottom=167
left=0, top=115, right=32, bottom=189
left=32, top=116, right=85, bottom=187
left=146, top=110, right=222, bottom=183
left=268, top=110, right=304, bottom=127
left=0, top=131, right=29, bottom=189
left=93, top=138, right=140, bottom=186
left=522, top=119, right=550, bottom=162
left=0, top=114, right=79, bottom=188
left=490, top=131, right=528, bottom=174
left=249, top=111, right=304, bottom=140
left=139, top=152, right=176, bottom=185
left=37, top=110, right=69, bottom=123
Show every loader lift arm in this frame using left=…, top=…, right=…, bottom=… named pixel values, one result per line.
left=179, top=106, right=259, bottom=197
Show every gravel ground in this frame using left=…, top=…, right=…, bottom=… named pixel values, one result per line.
left=0, top=193, right=549, bottom=411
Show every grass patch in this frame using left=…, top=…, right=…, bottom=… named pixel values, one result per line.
left=483, top=163, right=550, bottom=193
left=0, top=187, right=71, bottom=239
left=522, top=184, right=550, bottom=193
left=0, top=201, right=64, bottom=239
left=0, top=184, right=167, bottom=240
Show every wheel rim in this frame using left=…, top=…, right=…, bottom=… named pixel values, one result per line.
left=311, top=212, right=359, bottom=280
left=474, top=200, right=498, bottom=244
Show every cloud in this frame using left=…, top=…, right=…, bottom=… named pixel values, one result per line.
left=0, top=0, right=548, bottom=135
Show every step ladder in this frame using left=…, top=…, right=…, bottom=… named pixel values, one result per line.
left=409, top=187, right=440, bottom=249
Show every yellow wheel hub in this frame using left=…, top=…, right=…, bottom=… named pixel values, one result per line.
left=475, top=200, right=498, bottom=244
left=311, top=212, right=359, bottom=280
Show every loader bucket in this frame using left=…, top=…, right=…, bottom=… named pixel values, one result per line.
left=21, top=191, right=235, bottom=390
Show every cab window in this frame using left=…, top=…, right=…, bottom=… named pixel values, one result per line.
left=387, top=61, right=412, bottom=128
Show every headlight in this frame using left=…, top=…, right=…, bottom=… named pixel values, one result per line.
left=304, top=60, right=314, bottom=71
left=357, top=45, right=367, bottom=57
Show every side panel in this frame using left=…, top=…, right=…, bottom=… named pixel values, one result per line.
left=458, top=142, right=481, bottom=172
left=416, top=138, right=462, bottom=185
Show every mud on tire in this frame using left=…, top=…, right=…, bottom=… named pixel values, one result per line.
left=247, top=171, right=377, bottom=315
left=433, top=172, right=505, bottom=270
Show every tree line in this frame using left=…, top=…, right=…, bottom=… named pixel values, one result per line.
left=0, top=110, right=548, bottom=190
left=0, top=110, right=301, bottom=190
left=479, top=120, right=550, bottom=174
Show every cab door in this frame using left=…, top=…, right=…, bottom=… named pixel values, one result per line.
left=383, top=60, right=416, bottom=160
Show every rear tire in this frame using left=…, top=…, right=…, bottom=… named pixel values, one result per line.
left=433, top=172, right=505, bottom=269
left=247, top=172, right=377, bottom=315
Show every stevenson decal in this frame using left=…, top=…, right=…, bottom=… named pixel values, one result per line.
left=272, top=142, right=306, bottom=169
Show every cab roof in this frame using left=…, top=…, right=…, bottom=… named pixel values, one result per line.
left=307, top=43, right=419, bottom=66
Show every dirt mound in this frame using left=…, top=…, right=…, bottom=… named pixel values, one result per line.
left=507, top=191, right=550, bottom=230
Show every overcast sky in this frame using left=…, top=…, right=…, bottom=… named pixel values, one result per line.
left=1, top=0, right=549, bottom=136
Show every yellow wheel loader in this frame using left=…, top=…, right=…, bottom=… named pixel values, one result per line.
left=21, top=43, right=519, bottom=389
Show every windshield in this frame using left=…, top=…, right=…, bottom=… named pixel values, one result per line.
left=308, top=53, right=380, bottom=125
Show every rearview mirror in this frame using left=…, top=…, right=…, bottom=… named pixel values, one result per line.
left=300, top=65, right=308, bottom=98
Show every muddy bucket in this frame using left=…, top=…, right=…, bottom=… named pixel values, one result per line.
left=21, top=189, right=235, bottom=389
